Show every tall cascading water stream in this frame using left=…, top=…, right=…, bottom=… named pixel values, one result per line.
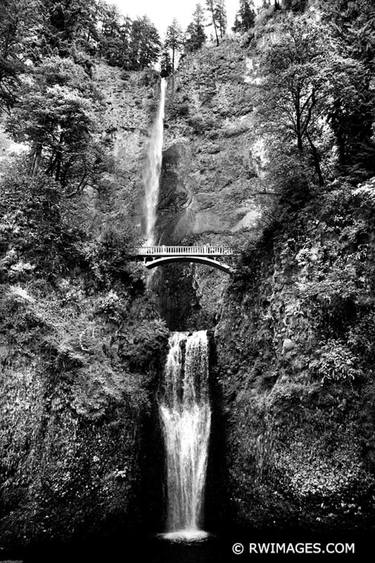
left=159, top=331, right=212, bottom=541
left=144, top=77, right=167, bottom=246
left=143, top=79, right=212, bottom=543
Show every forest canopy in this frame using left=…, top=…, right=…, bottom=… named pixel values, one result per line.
left=0, top=0, right=161, bottom=114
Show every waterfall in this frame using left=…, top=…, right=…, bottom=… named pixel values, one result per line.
left=159, top=331, right=211, bottom=541
left=144, top=77, right=167, bottom=246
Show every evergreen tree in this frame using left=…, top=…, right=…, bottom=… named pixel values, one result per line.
left=206, top=0, right=227, bottom=44
left=232, top=0, right=256, bottom=33
left=97, top=8, right=161, bottom=71
left=6, top=56, right=102, bottom=190
left=214, top=0, right=227, bottom=38
left=129, top=17, right=161, bottom=70
left=160, top=47, right=172, bottom=77
left=282, top=0, right=308, bottom=11
left=184, top=4, right=206, bottom=53
left=165, top=18, right=183, bottom=72
left=206, top=0, right=219, bottom=45
left=40, top=0, right=99, bottom=57
left=99, top=5, right=132, bottom=68
left=193, top=3, right=206, bottom=28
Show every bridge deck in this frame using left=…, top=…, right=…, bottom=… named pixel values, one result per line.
left=134, top=245, right=236, bottom=257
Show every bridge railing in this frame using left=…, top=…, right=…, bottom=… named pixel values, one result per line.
left=134, top=245, right=235, bottom=256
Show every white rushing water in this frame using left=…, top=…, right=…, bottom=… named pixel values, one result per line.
left=144, top=78, right=167, bottom=246
left=159, top=331, right=211, bottom=541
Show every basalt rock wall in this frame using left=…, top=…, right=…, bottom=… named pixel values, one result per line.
left=155, top=40, right=270, bottom=329
left=214, top=183, right=375, bottom=532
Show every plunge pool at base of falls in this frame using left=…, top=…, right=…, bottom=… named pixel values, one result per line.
left=148, top=532, right=222, bottom=563
left=159, top=529, right=210, bottom=542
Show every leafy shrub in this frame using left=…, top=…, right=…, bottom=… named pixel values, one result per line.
left=309, top=340, right=361, bottom=383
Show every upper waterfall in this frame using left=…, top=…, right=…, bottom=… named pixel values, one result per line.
left=144, top=77, right=167, bottom=246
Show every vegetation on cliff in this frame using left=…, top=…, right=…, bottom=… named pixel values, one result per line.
left=0, top=0, right=168, bottom=552
left=1, top=0, right=375, bottom=551
left=214, top=0, right=375, bottom=532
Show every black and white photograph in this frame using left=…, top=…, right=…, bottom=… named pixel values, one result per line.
left=0, top=0, right=374, bottom=562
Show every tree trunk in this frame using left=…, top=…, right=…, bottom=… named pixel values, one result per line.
left=307, top=133, right=324, bottom=187
left=30, top=145, right=42, bottom=176
left=213, top=20, right=219, bottom=45
left=211, top=14, right=219, bottom=45
left=296, top=117, right=303, bottom=152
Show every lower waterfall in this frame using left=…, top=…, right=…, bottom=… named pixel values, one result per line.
left=159, top=331, right=211, bottom=541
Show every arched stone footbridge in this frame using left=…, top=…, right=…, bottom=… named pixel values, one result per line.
left=132, top=246, right=237, bottom=274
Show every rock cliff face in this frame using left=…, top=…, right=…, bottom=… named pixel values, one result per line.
left=160, top=40, right=267, bottom=244
left=0, top=289, right=168, bottom=554
left=154, top=40, right=271, bottom=328
left=214, top=183, right=375, bottom=532
left=92, top=63, right=160, bottom=235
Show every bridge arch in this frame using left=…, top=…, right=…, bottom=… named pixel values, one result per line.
left=144, top=255, right=233, bottom=274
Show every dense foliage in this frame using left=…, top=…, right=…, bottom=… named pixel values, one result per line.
left=0, top=0, right=168, bottom=381
left=0, top=0, right=161, bottom=107
left=165, top=19, right=183, bottom=72
left=233, top=0, right=256, bottom=33
left=229, top=0, right=375, bottom=375
left=214, top=0, right=375, bottom=532
left=184, top=4, right=207, bottom=53
left=251, top=0, right=375, bottom=192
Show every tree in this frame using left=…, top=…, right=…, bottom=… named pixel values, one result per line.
left=282, top=0, right=308, bottom=11
left=232, top=0, right=256, bottom=33
left=160, top=47, right=172, bottom=77
left=165, top=19, right=183, bottom=72
left=97, top=8, right=162, bottom=71
left=129, top=17, right=161, bottom=70
left=40, top=0, right=99, bottom=57
left=206, top=0, right=227, bottom=45
left=184, top=4, right=206, bottom=53
left=0, top=0, right=41, bottom=111
left=98, top=5, right=132, bottom=68
left=258, top=14, right=332, bottom=186
left=206, top=0, right=219, bottom=45
left=6, top=57, right=103, bottom=193
left=214, top=0, right=227, bottom=38
left=258, top=9, right=375, bottom=184
left=193, top=3, right=206, bottom=29
left=0, top=165, right=82, bottom=277
left=320, top=0, right=375, bottom=172
left=325, top=56, right=374, bottom=172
